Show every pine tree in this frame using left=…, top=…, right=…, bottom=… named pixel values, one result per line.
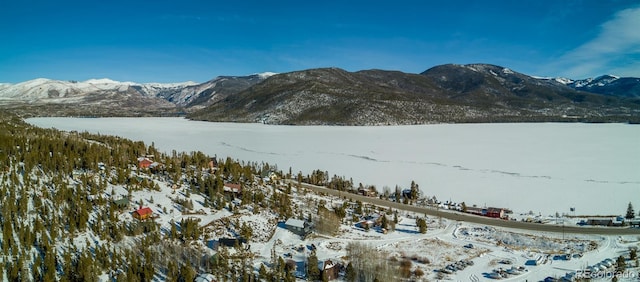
left=307, top=250, right=321, bottom=281
left=380, top=215, right=388, bottom=230
left=344, top=262, right=356, bottom=282
left=626, top=202, right=635, bottom=219
left=616, top=255, right=626, bottom=272
left=416, top=217, right=427, bottom=234
left=178, top=264, right=195, bottom=282
left=258, top=264, right=268, bottom=281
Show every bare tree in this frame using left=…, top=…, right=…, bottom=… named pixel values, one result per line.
left=346, top=242, right=396, bottom=282
left=314, top=206, right=340, bottom=236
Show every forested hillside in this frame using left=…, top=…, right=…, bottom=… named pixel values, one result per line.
left=0, top=113, right=300, bottom=281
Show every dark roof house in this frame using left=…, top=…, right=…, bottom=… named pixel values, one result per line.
left=284, top=218, right=311, bottom=237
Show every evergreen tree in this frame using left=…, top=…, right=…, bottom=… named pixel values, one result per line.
left=380, top=215, right=388, bottom=230
left=344, top=262, right=356, bottom=282
left=178, top=264, right=195, bottom=282
left=409, top=180, right=420, bottom=200
left=307, top=250, right=321, bottom=281
left=616, top=255, right=626, bottom=272
left=416, top=217, right=427, bottom=234
left=258, top=264, right=268, bottom=281
left=626, top=202, right=636, bottom=219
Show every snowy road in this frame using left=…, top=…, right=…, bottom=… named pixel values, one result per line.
left=289, top=180, right=640, bottom=236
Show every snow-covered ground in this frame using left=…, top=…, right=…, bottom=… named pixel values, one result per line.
left=6, top=135, right=637, bottom=281
left=26, top=117, right=640, bottom=217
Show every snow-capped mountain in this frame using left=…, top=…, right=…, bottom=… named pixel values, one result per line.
left=567, top=75, right=640, bottom=98
left=0, top=78, right=197, bottom=102
left=0, top=73, right=275, bottom=107
left=2, top=65, right=639, bottom=122
left=535, top=75, right=640, bottom=98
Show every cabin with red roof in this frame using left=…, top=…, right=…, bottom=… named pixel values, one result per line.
left=133, top=207, right=153, bottom=220
left=138, top=157, right=153, bottom=169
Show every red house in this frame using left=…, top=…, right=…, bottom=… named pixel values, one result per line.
left=223, top=183, right=242, bottom=194
left=138, top=157, right=153, bottom=169
left=133, top=207, right=153, bottom=220
left=486, top=208, right=505, bottom=219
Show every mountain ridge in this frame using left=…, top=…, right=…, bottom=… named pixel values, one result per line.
left=188, top=64, right=640, bottom=124
left=2, top=64, right=639, bottom=123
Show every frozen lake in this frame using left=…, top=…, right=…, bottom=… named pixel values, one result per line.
left=27, top=117, right=640, bottom=216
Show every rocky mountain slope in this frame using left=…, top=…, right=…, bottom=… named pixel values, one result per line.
left=189, top=64, right=640, bottom=125
left=154, top=73, right=276, bottom=109
left=2, top=65, right=639, bottom=123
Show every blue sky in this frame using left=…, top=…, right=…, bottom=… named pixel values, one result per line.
left=1, top=0, right=639, bottom=83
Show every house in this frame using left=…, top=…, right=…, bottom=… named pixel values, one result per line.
left=137, top=157, right=153, bottom=169
left=356, top=220, right=376, bottom=230
left=137, top=157, right=162, bottom=170
left=261, top=170, right=280, bottom=183
left=464, top=206, right=507, bottom=219
left=357, top=186, right=377, bottom=197
left=218, top=237, right=247, bottom=248
left=148, top=162, right=162, bottom=170
left=321, top=260, right=340, bottom=281
left=113, top=198, right=130, bottom=209
left=284, top=218, right=311, bottom=237
left=223, top=183, right=242, bottom=194
left=486, top=208, right=506, bottom=219
left=465, top=206, right=484, bottom=216
left=133, top=207, right=153, bottom=220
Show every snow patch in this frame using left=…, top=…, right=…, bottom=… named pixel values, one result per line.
left=255, top=72, right=278, bottom=79
left=554, top=77, right=573, bottom=84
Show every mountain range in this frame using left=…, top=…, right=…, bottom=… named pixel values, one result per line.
left=1, top=64, right=639, bottom=124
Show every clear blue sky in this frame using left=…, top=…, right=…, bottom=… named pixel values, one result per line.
left=1, top=0, right=639, bottom=83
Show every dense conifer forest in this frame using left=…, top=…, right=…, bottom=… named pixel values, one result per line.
left=0, top=112, right=303, bottom=281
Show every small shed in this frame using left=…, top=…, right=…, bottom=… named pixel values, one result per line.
left=133, top=207, right=153, bottom=220
left=113, top=198, right=130, bottom=209
left=284, top=218, right=311, bottom=237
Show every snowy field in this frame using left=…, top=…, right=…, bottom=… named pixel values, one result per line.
left=26, top=117, right=640, bottom=216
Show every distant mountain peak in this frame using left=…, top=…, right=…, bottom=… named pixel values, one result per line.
left=254, top=72, right=278, bottom=79
left=83, top=78, right=125, bottom=84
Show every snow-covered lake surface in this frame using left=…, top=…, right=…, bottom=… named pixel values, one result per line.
left=26, top=117, right=640, bottom=216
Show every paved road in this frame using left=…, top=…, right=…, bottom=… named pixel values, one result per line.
left=287, top=180, right=640, bottom=236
